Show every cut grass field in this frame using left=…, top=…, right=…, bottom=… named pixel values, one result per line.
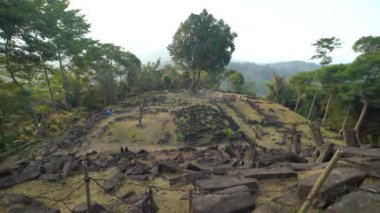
left=79, top=112, right=184, bottom=153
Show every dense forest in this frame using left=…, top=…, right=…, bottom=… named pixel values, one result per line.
left=0, top=0, right=379, bottom=156
left=266, top=36, right=380, bottom=144
left=227, top=60, right=320, bottom=96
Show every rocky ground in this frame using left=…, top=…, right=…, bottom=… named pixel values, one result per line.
left=0, top=90, right=379, bottom=213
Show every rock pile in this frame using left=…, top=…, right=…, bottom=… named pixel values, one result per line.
left=173, top=104, right=240, bottom=142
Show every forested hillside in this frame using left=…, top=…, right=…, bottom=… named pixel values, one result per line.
left=227, top=61, right=320, bottom=96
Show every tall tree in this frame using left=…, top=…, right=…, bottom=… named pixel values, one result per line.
left=310, top=37, right=342, bottom=66
left=42, top=0, right=90, bottom=109
left=289, top=72, right=313, bottom=111
left=353, top=36, right=380, bottom=53
left=316, top=64, right=347, bottom=125
left=167, top=9, right=237, bottom=92
left=341, top=50, right=380, bottom=138
left=0, top=0, right=43, bottom=135
left=268, top=72, right=285, bottom=102
left=308, top=37, right=342, bottom=120
left=225, top=70, right=245, bottom=93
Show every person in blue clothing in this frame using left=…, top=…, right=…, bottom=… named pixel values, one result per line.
left=105, top=108, right=113, bottom=116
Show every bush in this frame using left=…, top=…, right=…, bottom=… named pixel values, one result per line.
left=224, top=128, right=235, bottom=138
left=175, top=132, right=185, bottom=141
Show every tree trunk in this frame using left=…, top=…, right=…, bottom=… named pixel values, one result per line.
left=57, top=50, right=72, bottom=110
left=137, top=97, right=147, bottom=127
left=274, top=89, right=279, bottom=102
left=343, top=127, right=360, bottom=147
left=308, top=90, right=318, bottom=119
left=354, top=98, right=368, bottom=137
left=42, top=61, right=56, bottom=111
left=339, top=105, right=351, bottom=135
left=5, top=38, right=41, bottom=136
left=322, top=93, right=333, bottom=126
left=309, top=122, right=324, bottom=147
left=190, top=69, right=201, bottom=93
left=0, top=110, right=4, bottom=139
left=294, top=90, right=301, bottom=112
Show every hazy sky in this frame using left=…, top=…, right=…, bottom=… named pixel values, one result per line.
left=69, top=0, right=380, bottom=64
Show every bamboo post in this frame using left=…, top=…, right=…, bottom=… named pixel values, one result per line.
left=188, top=184, right=193, bottom=213
left=298, top=150, right=343, bottom=213
left=83, top=161, right=91, bottom=213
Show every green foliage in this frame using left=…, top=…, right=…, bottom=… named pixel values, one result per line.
left=175, top=132, right=185, bottom=141
left=223, top=128, right=235, bottom=139
left=168, top=9, right=237, bottom=91
left=206, top=122, right=217, bottom=131
left=225, top=69, right=245, bottom=93
left=266, top=73, right=286, bottom=102
left=178, top=116, right=187, bottom=125
left=353, top=36, right=380, bottom=53
left=311, top=37, right=342, bottom=65
left=129, top=131, right=137, bottom=142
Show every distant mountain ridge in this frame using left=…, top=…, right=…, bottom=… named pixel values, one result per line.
left=227, top=60, right=320, bottom=96
left=140, top=49, right=320, bottom=97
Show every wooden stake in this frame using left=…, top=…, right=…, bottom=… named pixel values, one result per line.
left=298, top=150, right=343, bottom=213
left=83, top=161, right=91, bottom=213
left=188, top=184, right=193, bottom=213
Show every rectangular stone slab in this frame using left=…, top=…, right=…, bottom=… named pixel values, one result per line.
left=169, top=170, right=209, bottom=186
left=326, top=190, right=380, bottom=213
left=193, top=185, right=255, bottom=213
left=239, top=167, right=297, bottom=180
left=196, top=177, right=258, bottom=193
left=297, top=167, right=367, bottom=208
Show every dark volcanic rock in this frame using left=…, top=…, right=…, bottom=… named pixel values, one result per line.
left=42, top=156, right=67, bottom=174
left=193, top=185, right=255, bottom=213
left=239, top=167, right=297, bottom=180
left=272, top=189, right=302, bottom=209
left=157, top=161, right=182, bottom=173
left=196, top=177, right=258, bottom=193
left=39, top=173, right=62, bottom=182
left=122, top=191, right=139, bottom=204
left=62, top=156, right=76, bottom=178
left=7, top=193, right=33, bottom=205
left=339, top=146, right=380, bottom=158
left=0, top=167, right=13, bottom=178
left=297, top=167, right=367, bottom=208
left=104, top=172, right=125, bottom=192
left=72, top=202, right=109, bottom=213
left=253, top=202, right=284, bottom=213
left=18, top=161, right=42, bottom=182
left=10, top=207, right=60, bottom=213
left=326, top=189, right=380, bottom=213
left=173, top=104, right=239, bottom=143
left=0, top=161, right=42, bottom=189
left=125, top=165, right=150, bottom=175
left=168, top=170, right=209, bottom=186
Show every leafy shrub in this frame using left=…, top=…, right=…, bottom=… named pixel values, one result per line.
left=224, top=128, right=235, bottom=138
left=176, top=132, right=185, bottom=141
left=178, top=116, right=187, bottom=125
